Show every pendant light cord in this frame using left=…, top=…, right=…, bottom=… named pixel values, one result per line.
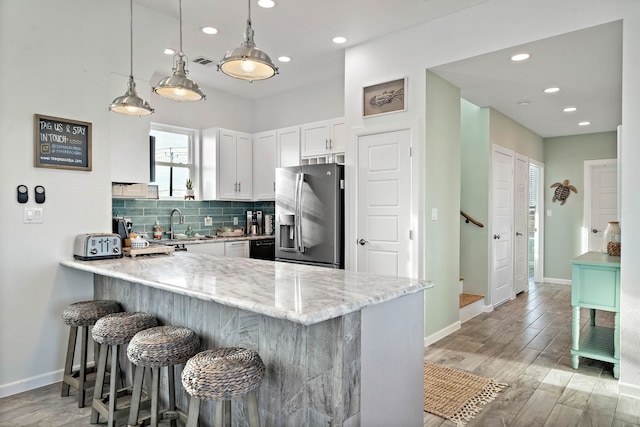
left=179, top=0, right=183, bottom=55
left=129, top=0, right=134, bottom=77
left=247, top=0, right=251, bottom=26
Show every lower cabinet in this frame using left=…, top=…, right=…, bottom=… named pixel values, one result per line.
left=184, top=240, right=249, bottom=258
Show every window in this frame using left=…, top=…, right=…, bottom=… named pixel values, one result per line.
left=150, top=124, right=197, bottom=198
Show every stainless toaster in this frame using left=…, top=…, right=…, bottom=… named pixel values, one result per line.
left=73, top=233, right=123, bottom=260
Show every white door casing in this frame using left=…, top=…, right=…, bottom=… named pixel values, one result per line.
left=529, top=160, right=545, bottom=284
left=514, top=154, right=528, bottom=294
left=584, top=159, right=618, bottom=252
left=491, top=145, right=514, bottom=307
left=357, top=129, right=412, bottom=278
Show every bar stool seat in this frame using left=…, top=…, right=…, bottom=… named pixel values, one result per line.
left=127, top=325, right=200, bottom=427
left=90, top=312, right=158, bottom=427
left=181, top=348, right=266, bottom=427
left=61, top=300, right=122, bottom=407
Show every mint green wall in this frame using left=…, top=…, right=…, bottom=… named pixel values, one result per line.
left=425, top=71, right=461, bottom=335
left=543, top=132, right=617, bottom=279
left=460, top=100, right=490, bottom=296
left=489, top=109, right=544, bottom=162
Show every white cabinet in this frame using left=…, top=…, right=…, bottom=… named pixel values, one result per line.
left=185, top=242, right=225, bottom=255
left=202, top=128, right=252, bottom=200
left=301, top=118, right=345, bottom=159
left=277, top=126, right=300, bottom=167
left=253, top=131, right=277, bottom=200
left=224, top=240, right=249, bottom=258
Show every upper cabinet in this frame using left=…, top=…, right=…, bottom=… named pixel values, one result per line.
left=253, top=130, right=277, bottom=200
left=301, top=118, right=345, bottom=159
left=277, top=126, right=300, bottom=167
left=202, top=128, right=252, bottom=200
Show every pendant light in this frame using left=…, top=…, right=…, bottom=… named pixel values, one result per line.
left=218, top=0, right=278, bottom=82
left=110, top=0, right=154, bottom=116
left=154, top=0, right=206, bottom=101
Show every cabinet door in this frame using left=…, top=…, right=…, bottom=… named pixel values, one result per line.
left=225, top=240, right=249, bottom=258
left=218, top=129, right=238, bottom=199
left=329, top=118, right=346, bottom=153
left=301, top=121, right=329, bottom=158
left=186, top=242, right=224, bottom=255
left=235, top=132, right=253, bottom=200
left=201, top=127, right=217, bottom=200
left=277, top=126, right=300, bottom=167
left=254, top=131, right=277, bottom=200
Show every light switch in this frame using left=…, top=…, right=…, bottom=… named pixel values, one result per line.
left=431, top=208, right=438, bottom=221
left=24, top=207, right=43, bottom=224
left=547, top=210, right=552, bottom=217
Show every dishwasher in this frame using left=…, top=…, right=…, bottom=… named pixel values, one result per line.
left=249, top=239, right=275, bottom=260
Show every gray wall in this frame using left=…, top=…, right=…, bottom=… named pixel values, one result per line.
left=543, top=132, right=617, bottom=280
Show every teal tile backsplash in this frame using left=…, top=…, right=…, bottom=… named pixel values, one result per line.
left=112, top=199, right=274, bottom=238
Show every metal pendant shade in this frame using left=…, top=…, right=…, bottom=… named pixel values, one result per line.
left=154, top=0, right=205, bottom=101
left=218, top=0, right=278, bottom=82
left=110, top=0, right=154, bottom=116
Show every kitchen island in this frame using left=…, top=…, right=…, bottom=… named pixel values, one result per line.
left=61, top=252, right=430, bottom=426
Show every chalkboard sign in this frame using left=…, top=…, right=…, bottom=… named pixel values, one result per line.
left=34, top=114, right=92, bottom=171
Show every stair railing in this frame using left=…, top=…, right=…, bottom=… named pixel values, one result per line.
left=460, top=210, right=484, bottom=228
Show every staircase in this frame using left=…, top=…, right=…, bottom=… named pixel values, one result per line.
left=458, top=278, right=485, bottom=323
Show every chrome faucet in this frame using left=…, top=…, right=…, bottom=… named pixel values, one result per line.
left=166, top=208, right=184, bottom=239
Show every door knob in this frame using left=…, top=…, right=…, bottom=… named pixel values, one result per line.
left=592, top=228, right=599, bottom=234
left=516, top=232, right=523, bottom=237
left=358, top=239, right=369, bottom=245
left=493, top=234, right=501, bottom=240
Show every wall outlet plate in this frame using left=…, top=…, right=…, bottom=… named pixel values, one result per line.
left=204, top=216, right=213, bottom=227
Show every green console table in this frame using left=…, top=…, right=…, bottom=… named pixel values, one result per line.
left=571, top=251, right=620, bottom=378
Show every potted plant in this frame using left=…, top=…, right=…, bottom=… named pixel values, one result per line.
left=185, top=179, right=195, bottom=198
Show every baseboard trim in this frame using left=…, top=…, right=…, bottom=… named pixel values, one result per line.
left=424, top=321, right=461, bottom=347
left=618, top=381, right=640, bottom=399
left=460, top=298, right=485, bottom=323
left=543, top=277, right=572, bottom=286
left=0, top=369, right=62, bottom=398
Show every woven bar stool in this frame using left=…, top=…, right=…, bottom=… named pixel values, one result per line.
left=181, top=348, right=266, bottom=427
left=127, top=325, right=200, bottom=427
left=61, top=300, right=122, bottom=407
left=89, top=312, right=158, bottom=427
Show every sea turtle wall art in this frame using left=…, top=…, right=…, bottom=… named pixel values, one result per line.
left=550, top=179, right=578, bottom=205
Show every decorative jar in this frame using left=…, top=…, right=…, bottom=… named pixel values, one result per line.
left=602, top=221, right=621, bottom=255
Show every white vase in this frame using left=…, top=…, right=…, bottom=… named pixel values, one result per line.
left=602, top=221, right=621, bottom=253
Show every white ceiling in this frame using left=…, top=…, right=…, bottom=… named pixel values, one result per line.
left=135, top=0, right=622, bottom=138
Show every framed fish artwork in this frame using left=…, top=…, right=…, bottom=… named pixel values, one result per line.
left=363, top=77, right=406, bottom=117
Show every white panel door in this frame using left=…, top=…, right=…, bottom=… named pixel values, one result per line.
left=491, top=147, right=514, bottom=306
left=218, top=130, right=238, bottom=199
left=588, top=162, right=618, bottom=251
left=254, top=131, right=277, bottom=200
left=514, top=154, right=529, bottom=294
left=357, top=130, right=411, bottom=278
left=235, top=132, right=253, bottom=200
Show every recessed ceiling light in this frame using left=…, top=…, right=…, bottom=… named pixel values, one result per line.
left=201, top=26, right=218, bottom=35
left=278, top=56, right=291, bottom=63
left=579, top=121, right=591, bottom=126
left=511, top=53, right=530, bottom=62
left=258, top=0, right=275, bottom=7
left=518, top=101, right=530, bottom=106
left=563, top=107, right=577, bottom=112
left=544, top=87, right=560, bottom=94
left=332, top=36, right=347, bottom=44
left=164, top=48, right=175, bottom=55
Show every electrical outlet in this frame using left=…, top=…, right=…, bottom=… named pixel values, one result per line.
left=233, top=217, right=238, bottom=225
left=204, top=216, right=213, bottom=227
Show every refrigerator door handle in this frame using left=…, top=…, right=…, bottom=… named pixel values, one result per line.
left=295, top=172, right=305, bottom=253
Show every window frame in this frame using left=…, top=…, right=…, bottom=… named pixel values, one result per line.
left=150, top=123, right=199, bottom=199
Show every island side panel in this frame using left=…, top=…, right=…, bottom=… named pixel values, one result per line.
left=360, top=291, right=425, bottom=426
left=94, top=274, right=362, bottom=426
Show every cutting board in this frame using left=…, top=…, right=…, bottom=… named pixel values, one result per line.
left=123, top=245, right=175, bottom=258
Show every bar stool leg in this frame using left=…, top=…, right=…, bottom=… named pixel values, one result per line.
left=61, top=326, right=78, bottom=397
left=90, top=344, right=109, bottom=424
left=128, top=365, right=146, bottom=427
left=107, top=344, right=120, bottom=427
left=151, top=367, right=160, bottom=427
left=168, top=365, right=177, bottom=427
left=78, top=325, right=89, bottom=408
left=185, top=396, right=200, bottom=427
left=247, top=391, right=260, bottom=427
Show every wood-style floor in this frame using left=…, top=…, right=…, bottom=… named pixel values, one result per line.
left=1, top=282, right=639, bottom=426
left=424, top=282, right=640, bottom=427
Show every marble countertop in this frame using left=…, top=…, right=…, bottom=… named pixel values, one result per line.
left=61, top=253, right=431, bottom=325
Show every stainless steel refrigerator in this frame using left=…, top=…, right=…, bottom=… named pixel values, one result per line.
left=275, top=163, right=344, bottom=268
